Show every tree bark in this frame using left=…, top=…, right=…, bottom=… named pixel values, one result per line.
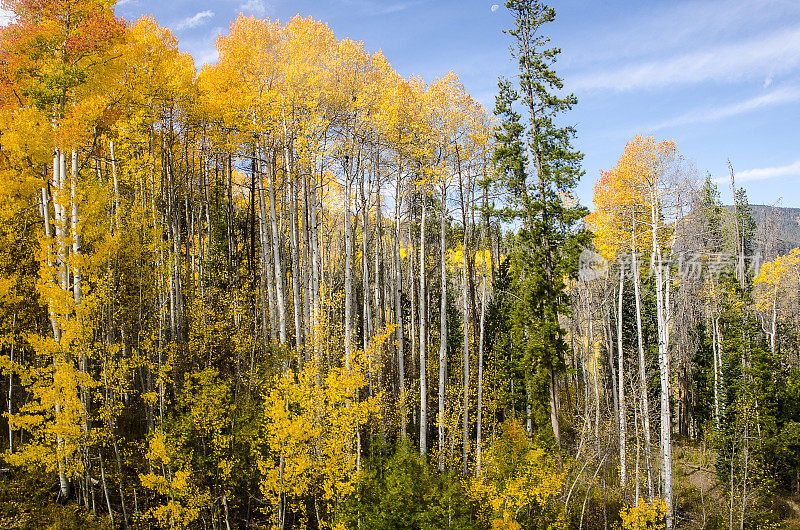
left=438, top=181, right=448, bottom=472
left=50, top=151, right=70, bottom=500
left=632, top=229, right=654, bottom=501
left=344, top=156, right=354, bottom=370
left=268, top=149, right=287, bottom=345
left=395, top=173, right=406, bottom=439
left=618, top=264, right=627, bottom=492
left=288, top=147, right=303, bottom=351
left=457, top=154, right=471, bottom=477
left=651, top=197, right=673, bottom=529
left=476, top=182, right=489, bottom=477
left=419, top=191, right=428, bottom=457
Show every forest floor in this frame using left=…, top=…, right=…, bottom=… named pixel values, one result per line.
left=3, top=447, right=800, bottom=528
left=673, top=442, right=800, bottom=528
left=0, top=468, right=111, bottom=530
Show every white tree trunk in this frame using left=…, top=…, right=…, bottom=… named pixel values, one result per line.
left=651, top=198, right=673, bottom=529
left=461, top=215, right=470, bottom=477
left=301, top=171, right=312, bottom=358
left=712, top=312, right=720, bottom=426
left=51, top=151, right=70, bottom=500
left=268, top=152, right=287, bottom=345
left=438, top=182, right=447, bottom=472
left=618, top=264, right=627, bottom=491
left=6, top=313, right=13, bottom=454
left=344, top=158, right=353, bottom=370
left=631, top=232, right=654, bottom=501
left=71, top=150, right=82, bottom=306
left=110, top=141, right=120, bottom=233
left=288, top=157, right=303, bottom=351
left=395, top=176, right=406, bottom=439
left=419, top=194, right=428, bottom=456
left=361, top=170, right=373, bottom=390
left=257, top=173, right=275, bottom=345
left=475, top=231, right=487, bottom=477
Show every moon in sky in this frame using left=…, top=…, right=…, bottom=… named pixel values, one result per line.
left=491, top=4, right=500, bottom=12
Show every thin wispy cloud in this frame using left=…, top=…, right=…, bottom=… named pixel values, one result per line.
left=564, top=0, right=800, bottom=68
left=649, top=86, right=800, bottom=131
left=196, top=48, right=220, bottom=66
left=379, top=2, right=417, bottom=15
left=572, top=25, right=800, bottom=92
left=240, top=0, right=269, bottom=17
left=735, top=161, right=800, bottom=182
left=177, top=10, right=214, bottom=31
left=181, top=24, right=226, bottom=69
left=339, top=0, right=423, bottom=16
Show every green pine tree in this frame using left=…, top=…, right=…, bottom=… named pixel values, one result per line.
left=492, top=0, right=589, bottom=466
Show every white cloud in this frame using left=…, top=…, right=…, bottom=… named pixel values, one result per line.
left=182, top=24, right=225, bottom=69
left=240, top=0, right=269, bottom=17
left=491, top=4, right=500, bottom=12
left=338, top=0, right=422, bottom=16
left=176, top=10, right=214, bottom=31
left=379, top=2, right=416, bottom=15
left=196, top=47, right=220, bottom=66
left=564, top=0, right=800, bottom=69
left=735, top=161, right=800, bottom=182
left=648, top=86, right=800, bottom=131
left=571, top=24, right=800, bottom=92
left=0, top=7, right=14, bottom=26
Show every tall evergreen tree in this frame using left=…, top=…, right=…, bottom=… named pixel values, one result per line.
left=492, top=0, right=588, bottom=467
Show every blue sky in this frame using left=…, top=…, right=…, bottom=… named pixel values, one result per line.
left=112, top=0, right=800, bottom=208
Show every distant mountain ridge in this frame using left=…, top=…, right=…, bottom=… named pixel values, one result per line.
left=739, top=204, right=800, bottom=254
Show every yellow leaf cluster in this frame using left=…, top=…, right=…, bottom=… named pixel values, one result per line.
left=618, top=499, right=668, bottom=530
left=586, top=135, right=677, bottom=262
